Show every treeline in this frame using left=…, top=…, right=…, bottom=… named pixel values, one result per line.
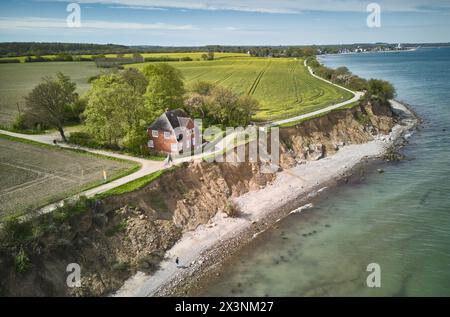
left=0, top=42, right=129, bottom=58
left=144, top=56, right=193, bottom=62
left=2, top=42, right=449, bottom=59
left=308, top=57, right=396, bottom=104
left=25, top=54, right=94, bottom=62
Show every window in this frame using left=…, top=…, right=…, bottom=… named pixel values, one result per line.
left=192, top=137, right=196, bottom=146
left=152, top=130, right=159, bottom=138
left=148, top=140, right=154, bottom=148
left=171, top=143, right=178, bottom=153
left=164, top=131, right=172, bottom=139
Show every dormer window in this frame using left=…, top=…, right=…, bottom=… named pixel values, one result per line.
left=164, top=131, right=172, bottom=139
left=152, top=130, right=159, bottom=137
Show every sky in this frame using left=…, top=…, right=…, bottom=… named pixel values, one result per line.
left=0, top=0, right=450, bottom=46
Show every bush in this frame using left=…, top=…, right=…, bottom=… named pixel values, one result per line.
left=112, top=261, right=130, bottom=272
left=137, top=251, right=164, bottom=271
left=87, top=74, right=101, bottom=83
left=105, top=220, right=128, bottom=237
left=1, top=216, right=34, bottom=246
left=12, top=112, right=27, bottom=130
left=0, top=58, right=20, bottom=64
left=224, top=200, right=241, bottom=217
left=15, top=248, right=32, bottom=274
left=143, top=56, right=192, bottom=62
left=366, top=79, right=396, bottom=103
left=68, top=132, right=101, bottom=148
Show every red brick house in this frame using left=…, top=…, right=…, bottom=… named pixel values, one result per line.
left=147, top=109, right=196, bottom=154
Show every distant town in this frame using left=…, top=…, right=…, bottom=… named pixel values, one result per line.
left=332, top=43, right=417, bottom=55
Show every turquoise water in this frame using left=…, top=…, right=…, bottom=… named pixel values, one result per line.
left=199, top=47, right=450, bottom=296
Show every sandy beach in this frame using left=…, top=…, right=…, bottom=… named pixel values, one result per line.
left=113, top=100, right=418, bottom=297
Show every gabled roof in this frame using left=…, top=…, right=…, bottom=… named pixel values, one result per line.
left=148, top=109, right=192, bottom=132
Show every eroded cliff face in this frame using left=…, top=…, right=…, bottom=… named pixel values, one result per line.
left=279, top=101, right=396, bottom=168
left=0, top=100, right=397, bottom=297
left=0, top=162, right=274, bottom=297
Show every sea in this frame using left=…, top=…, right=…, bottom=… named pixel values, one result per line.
left=199, top=47, right=450, bottom=296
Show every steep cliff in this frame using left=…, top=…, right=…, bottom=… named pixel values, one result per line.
left=0, top=100, right=397, bottom=296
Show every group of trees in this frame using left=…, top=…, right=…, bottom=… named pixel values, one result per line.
left=184, top=81, right=258, bottom=127
left=308, top=58, right=395, bottom=102
left=82, top=64, right=185, bottom=151
left=201, top=52, right=215, bottom=61
left=0, top=43, right=129, bottom=58
left=248, top=47, right=317, bottom=58
left=20, top=62, right=259, bottom=152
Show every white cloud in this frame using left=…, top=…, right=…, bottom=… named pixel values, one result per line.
left=0, top=17, right=195, bottom=30
left=42, top=0, right=450, bottom=13
left=212, top=26, right=238, bottom=31
left=109, top=5, right=168, bottom=11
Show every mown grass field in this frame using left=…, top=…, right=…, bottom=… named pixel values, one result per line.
left=0, top=134, right=138, bottom=218
left=0, top=62, right=105, bottom=126
left=130, top=57, right=353, bottom=121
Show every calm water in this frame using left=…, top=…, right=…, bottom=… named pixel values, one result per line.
left=200, top=47, right=450, bottom=296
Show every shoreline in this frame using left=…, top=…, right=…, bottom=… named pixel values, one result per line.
left=113, top=100, right=419, bottom=297
left=318, top=47, right=418, bottom=58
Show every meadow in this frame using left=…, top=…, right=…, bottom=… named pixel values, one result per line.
left=0, top=55, right=352, bottom=125
left=0, top=52, right=248, bottom=63
left=0, top=61, right=104, bottom=126
left=0, top=134, right=138, bottom=218
left=131, top=57, right=353, bottom=121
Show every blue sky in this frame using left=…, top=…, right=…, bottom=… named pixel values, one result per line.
left=1, top=0, right=450, bottom=45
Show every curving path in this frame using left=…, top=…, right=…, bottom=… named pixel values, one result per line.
left=0, top=129, right=165, bottom=215
left=0, top=58, right=365, bottom=214
left=271, top=60, right=364, bottom=126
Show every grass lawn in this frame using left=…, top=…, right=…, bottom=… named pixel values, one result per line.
left=0, top=134, right=138, bottom=218
left=277, top=100, right=361, bottom=128
left=95, top=168, right=174, bottom=199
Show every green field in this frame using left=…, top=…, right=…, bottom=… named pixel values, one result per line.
left=130, top=57, right=353, bottom=121
left=0, top=56, right=352, bottom=125
left=0, top=134, right=138, bottom=218
left=0, top=52, right=248, bottom=63
left=0, top=61, right=105, bottom=126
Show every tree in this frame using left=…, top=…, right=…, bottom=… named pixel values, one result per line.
left=24, top=73, right=77, bottom=141
left=84, top=70, right=150, bottom=151
left=142, top=63, right=185, bottom=115
left=335, top=66, right=350, bottom=76
left=121, top=67, right=148, bottom=95
left=190, top=81, right=216, bottom=96
left=184, top=82, right=258, bottom=127
left=366, top=79, right=396, bottom=103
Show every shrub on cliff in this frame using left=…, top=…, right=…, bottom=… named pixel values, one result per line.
left=366, top=79, right=396, bottom=104
left=224, top=200, right=241, bottom=217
